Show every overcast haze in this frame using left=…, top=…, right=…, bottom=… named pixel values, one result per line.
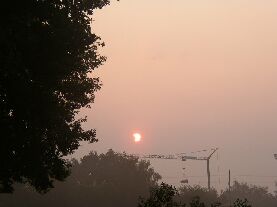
left=75, top=0, right=277, bottom=191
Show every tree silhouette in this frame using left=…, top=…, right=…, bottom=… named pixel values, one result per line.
left=0, top=0, right=111, bottom=193
left=178, top=185, right=218, bottom=206
left=138, top=183, right=217, bottom=207
left=0, top=150, right=161, bottom=207
left=138, top=183, right=256, bottom=207
left=220, top=181, right=275, bottom=207
left=233, top=199, right=251, bottom=207
left=138, top=183, right=181, bottom=207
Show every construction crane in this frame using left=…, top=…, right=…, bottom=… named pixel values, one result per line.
left=136, top=148, right=219, bottom=191
left=178, top=148, right=219, bottom=190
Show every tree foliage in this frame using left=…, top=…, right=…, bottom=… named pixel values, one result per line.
left=0, top=150, right=161, bottom=207
left=138, top=183, right=254, bottom=207
left=138, top=183, right=219, bottom=207
left=220, top=181, right=276, bottom=207
left=177, top=181, right=277, bottom=207
left=233, top=199, right=251, bottom=207
left=138, top=183, right=181, bottom=207
left=177, top=185, right=218, bottom=206
left=0, top=0, right=111, bottom=193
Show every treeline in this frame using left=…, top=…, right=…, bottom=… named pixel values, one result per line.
left=0, top=150, right=160, bottom=207
left=140, top=182, right=276, bottom=207
left=0, top=150, right=277, bottom=207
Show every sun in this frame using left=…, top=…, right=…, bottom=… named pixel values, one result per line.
left=133, top=133, right=142, bottom=142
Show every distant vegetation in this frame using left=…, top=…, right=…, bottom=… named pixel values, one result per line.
left=1, top=150, right=277, bottom=207
left=0, top=150, right=161, bottom=207
left=139, top=182, right=275, bottom=207
left=219, top=181, right=277, bottom=207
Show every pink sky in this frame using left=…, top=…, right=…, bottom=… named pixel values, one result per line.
left=75, top=0, right=277, bottom=191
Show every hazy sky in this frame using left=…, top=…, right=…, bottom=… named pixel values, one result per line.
left=76, top=0, right=277, bottom=191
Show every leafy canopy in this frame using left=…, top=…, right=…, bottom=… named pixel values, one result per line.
left=0, top=150, right=161, bottom=207
left=138, top=183, right=253, bottom=207
left=0, top=0, right=110, bottom=193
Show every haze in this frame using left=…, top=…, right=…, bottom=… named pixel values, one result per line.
left=76, top=0, right=277, bottom=191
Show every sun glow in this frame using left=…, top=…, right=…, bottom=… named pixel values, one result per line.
left=133, top=133, right=142, bottom=142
